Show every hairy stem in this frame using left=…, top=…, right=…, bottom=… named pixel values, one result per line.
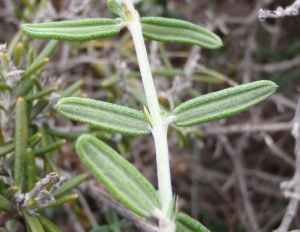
left=123, top=0, right=173, bottom=217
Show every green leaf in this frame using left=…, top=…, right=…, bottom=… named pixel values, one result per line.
left=76, top=134, right=160, bottom=217
left=13, top=42, right=23, bottom=67
left=37, top=215, right=62, bottom=232
left=4, top=186, right=19, bottom=200
left=26, top=148, right=36, bottom=191
left=58, top=80, right=84, bottom=100
left=53, top=173, right=88, bottom=198
left=30, top=98, right=49, bottom=120
left=107, top=0, right=126, bottom=20
left=176, top=213, right=210, bottom=232
left=19, top=40, right=59, bottom=80
left=0, top=133, right=41, bottom=158
left=0, top=142, right=14, bottom=158
left=21, top=209, right=45, bottom=232
left=0, top=83, right=12, bottom=92
left=38, top=127, right=60, bottom=175
left=56, top=97, right=151, bottom=136
left=33, top=139, right=66, bottom=157
left=28, top=133, right=42, bottom=148
left=24, top=86, right=58, bottom=102
left=172, top=80, right=277, bottom=127
left=141, top=17, right=222, bottom=49
left=47, top=193, right=78, bottom=207
left=14, top=97, right=28, bottom=189
left=100, top=74, right=121, bottom=88
left=0, top=195, right=13, bottom=213
left=21, top=18, right=123, bottom=42
left=0, top=178, right=4, bottom=195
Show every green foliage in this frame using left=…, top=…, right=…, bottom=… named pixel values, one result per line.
left=172, top=80, right=277, bottom=127
left=22, top=209, right=45, bottom=232
left=89, top=211, right=133, bottom=232
left=14, top=97, right=28, bottom=189
left=56, top=97, right=151, bottom=136
left=21, top=19, right=123, bottom=42
left=141, top=17, right=222, bottom=49
left=76, top=134, right=160, bottom=217
left=53, top=174, right=88, bottom=198
left=176, top=213, right=210, bottom=232
left=0, top=195, right=13, bottom=213
left=13, top=0, right=278, bottom=231
left=0, top=15, right=88, bottom=232
left=107, top=0, right=127, bottom=20
left=37, top=215, right=62, bottom=232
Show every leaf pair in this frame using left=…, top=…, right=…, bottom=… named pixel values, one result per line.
left=21, top=0, right=222, bottom=49
left=56, top=81, right=277, bottom=136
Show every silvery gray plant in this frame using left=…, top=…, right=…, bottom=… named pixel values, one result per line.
left=21, top=0, right=278, bottom=231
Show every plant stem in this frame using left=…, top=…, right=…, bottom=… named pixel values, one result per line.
left=124, top=0, right=173, bottom=216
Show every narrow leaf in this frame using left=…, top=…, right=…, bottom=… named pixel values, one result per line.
left=46, top=128, right=81, bottom=141
left=107, top=0, right=126, bottom=20
left=56, top=97, right=150, bottom=136
left=4, top=186, right=19, bottom=199
left=26, top=148, right=36, bottom=191
left=28, top=133, right=42, bottom=148
left=38, top=127, right=60, bottom=175
left=100, top=74, right=121, bottom=88
left=0, top=124, right=4, bottom=146
left=31, top=75, right=43, bottom=91
left=21, top=18, right=123, bottom=42
left=58, top=80, right=83, bottom=100
left=176, top=213, right=210, bottom=232
left=14, top=97, right=28, bottom=189
left=0, top=52, right=10, bottom=71
left=30, top=98, right=49, bottom=120
left=33, top=139, right=66, bottom=157
left=0, top=143, right=14, bottom=158
left=53, top=173, right=88, bottom=198
left=141, top=17, right=222, bottom=49
left=76, top=134, right=160, bottom=217
left=21, top=209, right=45, bottom=232
left=37, top=215, right=62, bottom=232
left=172, top=81, right=277, bottom=127
left=18, top=78, right=35, bottom=97
left=21, top=40, right=59, bottom=82
left=0, top=195, right=13, bottom=213
left=21, top=58, right=49, bottom=81
left=47, top=193, right=78, bottom=207
left=24, top=86, right=58, bottom=102
left=0, top=134, right=41, bottom=158
left=0, top=83, right=12, bottom=92
left=13, top=42, right=23, bottom=67
left=0, top=178, right=4, bottom=195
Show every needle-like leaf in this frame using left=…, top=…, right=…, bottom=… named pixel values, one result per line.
left=53, top=173, right=88, bottom=198
left=0, top=195, right=13, bottom=213
left=14, top=98, right=28, bottom=189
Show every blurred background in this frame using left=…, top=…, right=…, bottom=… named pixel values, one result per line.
left=1, top=0, right=300, bottom=231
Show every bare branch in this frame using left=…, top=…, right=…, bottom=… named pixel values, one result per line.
left=258, top=0, right=300, bottom=21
